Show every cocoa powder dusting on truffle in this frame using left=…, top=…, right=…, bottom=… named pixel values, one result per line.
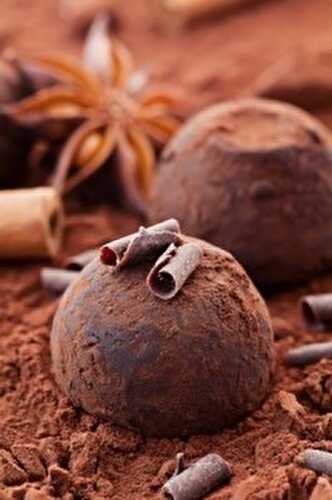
left=2, top=0, right=332, bottom=498
left=51, top=235, right=274, bottom=437
left=149, top=99, right=332, bottom=289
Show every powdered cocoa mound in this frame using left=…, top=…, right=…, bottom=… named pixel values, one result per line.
left=0, top=218, right=332, bottom=498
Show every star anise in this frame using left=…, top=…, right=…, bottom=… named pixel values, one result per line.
left=4, top=15, right=184, bottom=217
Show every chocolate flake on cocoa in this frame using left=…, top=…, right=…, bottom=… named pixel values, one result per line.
left=285, top=341, right=332, bottom=366
left=66, top=248, right=99, bottom=270
left=301, top=449, right=332, bottom=476
left=301, top=293, right=332, bottom=330
left=162, top=453, right=232, bottom=500
left=41, top=268, right=79, bottom=294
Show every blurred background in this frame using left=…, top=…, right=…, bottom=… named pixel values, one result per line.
left=2, top=0, right=332, bottom=120
left=1, top=0, right=332, bottom=251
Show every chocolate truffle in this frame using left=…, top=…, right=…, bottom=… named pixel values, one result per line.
left=51, top=235, right=274, bottom=438
left=149, top=98, right=332, bottom=288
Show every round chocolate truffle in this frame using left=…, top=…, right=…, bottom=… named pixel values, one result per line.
left=149, top=98, right=332, bottom=288
left=51, top=236, right=274, bottom=438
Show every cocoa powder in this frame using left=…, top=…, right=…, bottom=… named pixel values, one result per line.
left=0, top=211, right=332, bottom=499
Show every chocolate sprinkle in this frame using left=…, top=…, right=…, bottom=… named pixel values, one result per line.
left=41, top=268, right=79, bottom=294
left=147, top=242, right=202, bottom=300
left=100, top=218, right=181, bottom=269
left=301, top=449, right=332, bottom=476
left=301, top=293, right=332, bottom=330
left=66, top=248, right=98, bottom=270
left=162, top=453, right=232, bottom=500
left=284, top=341, right=332, bottom=366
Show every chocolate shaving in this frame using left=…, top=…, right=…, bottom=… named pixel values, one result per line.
left=301, top=294, right=332, bottom=330
left=147, top=242, right=202, bottom=300
left=41, top=268, right=79, bottom=294
left=100, top=219, right=181, bottom=268
left=66, top=249, right=98, bottom=270
left=301, top=449, right=332, bottom=476
left=284, top=341, right=332, bottom=366
left=162, top=453, right=232, bottom=500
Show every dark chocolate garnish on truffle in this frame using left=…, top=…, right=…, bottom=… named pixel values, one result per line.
left=100, top=218, right=181, bottom=269
left=147, top=242, right=202, bottom=300
left=162, top=453, right=232, bottom=500
left=284, top=341, right=332, bottom=366
left=301, top=293, right=332, bottom=330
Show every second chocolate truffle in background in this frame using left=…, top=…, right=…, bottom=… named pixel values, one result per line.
left=149, top=98, right=332, bottom=288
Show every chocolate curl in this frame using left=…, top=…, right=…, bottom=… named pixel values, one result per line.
left=162, top=453, right=232, bottom=500
left=284, top=341, right=332, bottom=366
left=66, top=249, right=98, bottom=270
left=147, top=242, right=202, bottom=300
left=41, top=268, right=79, bottom=294
left=100, top=219, right=181, bottom=268
left=301, top=294, right=332, bottom=330
left=301, top=449, right=332, bottom=476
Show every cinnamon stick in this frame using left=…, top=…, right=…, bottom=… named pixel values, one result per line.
left=100, top=219, right=181, bottom=268
left=0, top=187, right=63, bottom=259
left=162, top=453, right=232, bottom=500
left=301, top=294, right=332, bottom=330
left=41, top=268, right=78, bottom=294
left=147, top=242, right=202, bottom=300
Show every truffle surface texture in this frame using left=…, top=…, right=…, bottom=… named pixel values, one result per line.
left=149, top=98, right=332, bottom=288
left=51, top=236, right=274, bottom=438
